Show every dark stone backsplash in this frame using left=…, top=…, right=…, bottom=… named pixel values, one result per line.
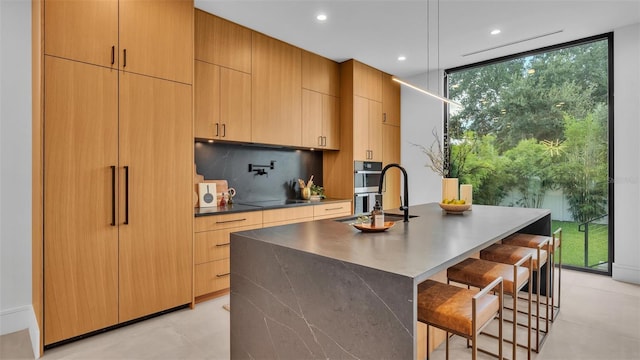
left=194, top=142, right=323, bottom=202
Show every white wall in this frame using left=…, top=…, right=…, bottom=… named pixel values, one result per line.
left=612, top=23, right=640, bottom=284
left=401, top=71, right=446, bottom=205
left=401, top=25, right=640, bottom=284
left=0, top=0, right=38, bottom=356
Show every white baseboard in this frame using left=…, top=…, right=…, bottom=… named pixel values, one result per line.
left=612, top=263, right=640, bottom=285
left=0, top=305, right=40, bottom=358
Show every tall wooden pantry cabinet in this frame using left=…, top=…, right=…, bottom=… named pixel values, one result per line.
left=42, top=0, right=193, bottom=345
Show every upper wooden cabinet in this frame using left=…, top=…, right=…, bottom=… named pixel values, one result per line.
left=382, top=73, right=401, bottom=126
left=195, top=9, right=252, bottom=73
left=353, top=96, right=383, bottom=161
left=302, top=90, right=340, bottom=150
left=251, top=32, right=302, bottom=147
left=44, top=0, right=193, bottom=84
left=195, top=60, right=252, bottom=142
left=353, top=61, right=382, bottom=102
left=302, top=50, right=340, bottom=97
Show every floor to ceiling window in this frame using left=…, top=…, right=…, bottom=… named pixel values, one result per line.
left=445, top=33, right=613, bottom=274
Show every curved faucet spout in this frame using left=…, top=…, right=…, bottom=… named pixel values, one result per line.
left=378, top=163, right=409, bottom=222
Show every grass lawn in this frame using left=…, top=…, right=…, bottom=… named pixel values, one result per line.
left=552, top=220, right=609, bottom=269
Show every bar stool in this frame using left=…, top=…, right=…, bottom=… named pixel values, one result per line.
left=417, top=279, right=503, bottom=360
left=447, top=256, right=532, bottom=360
left=480, top=242, right=548, bottom=353
left=502, top=228, right=563, bottom=322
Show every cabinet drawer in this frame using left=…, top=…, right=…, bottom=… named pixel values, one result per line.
left=194, top=211, right=262, bottom=232
left=313, top=201, right=352, bottom=220
left=195, top=259, right=230, bottom=296
left=263, top=206, right=314, bottom=225
left=194, top=224, right=262, bottom=264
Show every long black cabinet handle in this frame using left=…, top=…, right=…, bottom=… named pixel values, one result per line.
left=123, top=49, right=127, bottom=68
left=124, top=166, right=129, bottom=224
left=216, top=273, right=230, bottom=278
left=325, top=207, right=343, bottom=211
left=111, top=166, right=116, bottom=226
left=222, top=124, right=226, bottom=137
left=215, top=218, right=246, bottom=224
left=111, top=46, right=115, bottom=65
left=215, top=243, right=230, bottom=247
left=215, top=123, right=219, bottom=137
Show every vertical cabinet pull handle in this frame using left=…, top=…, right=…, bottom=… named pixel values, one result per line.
left=111, top=166, right=116, bottom=226
left=222, top=124, right=226, bottom=137
left=123, top=49, right=127, bottom=68
left=215, top=123, right=219, bottom=137
left=318, top=136, right=322, bottom=146
left=383, top=113, right=387, bottom=122
left=111, top=46, right=115, bottom=65
left=124, top=166, right=129, bottom=224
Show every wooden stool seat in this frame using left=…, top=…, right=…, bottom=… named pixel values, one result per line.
left=481, top=244, right=547, bottom=270
left=503, top=233, right=558, bottom=253
left=417, top=279, right=503, bottom=359
left=448, top=258, right=529, bottom=295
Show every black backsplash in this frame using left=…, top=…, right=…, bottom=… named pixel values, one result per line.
left=194, top=142, right=323, bottom=202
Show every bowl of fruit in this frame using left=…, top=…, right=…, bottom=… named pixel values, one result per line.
left=439, top=199, right=471, bottom=214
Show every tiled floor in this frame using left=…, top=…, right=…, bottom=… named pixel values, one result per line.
left=3, top=269, right=639, bottom=359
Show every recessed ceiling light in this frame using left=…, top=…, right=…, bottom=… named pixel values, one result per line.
left=397, top=55, right=406, bottom=61
left=316, top=14, right=327, bottom=21
left=491, top=29, right=501, bottom=35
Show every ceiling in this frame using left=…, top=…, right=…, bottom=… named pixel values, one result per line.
left=195, top=0, right=640, bottom=79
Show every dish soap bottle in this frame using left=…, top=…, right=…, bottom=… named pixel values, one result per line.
left=371, top=200, right=384, bottom=228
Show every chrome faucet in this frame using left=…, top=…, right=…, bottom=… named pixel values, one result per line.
left=378, top=163, right=409, bottom=222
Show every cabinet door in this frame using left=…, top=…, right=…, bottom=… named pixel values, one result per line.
left=220, top=67, right=252, bottom=142
left=44, top=0, right=118, bottom=68
left=302, top=89, right=323, bottom=148
left=118, top=73, right=193, bottom=322
left=302, top=50, right=339, bottom=96
left=213, top=16, right=252, bottom=73
left=119, top=0, right=193, bottom=84
left=44, top=57, right=119, bottom=345
left=368, top=100, right=383, bottom=161
left=382, top=124, right=401, bottom=210
left=353, top=61, right=382, bottom=101
left=194, top=60, right=220, bottom=139
left=353, top=96, right=370, bottom=160
left=195, top=9, right=216, bottom=63
left=323, top=95, right=340, bottom=150
left=382, top=73, right=401, bottom=126
left=251, top=33, right=302, bottom=146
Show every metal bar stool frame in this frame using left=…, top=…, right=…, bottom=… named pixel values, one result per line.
left=447, top=254, right=533, bottom=360
left=418, top=278, right=504, bottom=360
left=480, top=241, right=549, bottom=353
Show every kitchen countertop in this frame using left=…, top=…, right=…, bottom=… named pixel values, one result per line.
left=194, top=197, right=351, bottom=217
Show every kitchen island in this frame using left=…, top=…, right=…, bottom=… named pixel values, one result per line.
left=230, top=203, right=550, bottom=359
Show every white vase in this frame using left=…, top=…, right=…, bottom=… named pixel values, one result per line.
left=441, top=178, right=459, bottom=201
left=460, top=184, right=473, bottom=208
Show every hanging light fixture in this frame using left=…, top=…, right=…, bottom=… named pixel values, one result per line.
left=393, top=0, right=462, bottom=108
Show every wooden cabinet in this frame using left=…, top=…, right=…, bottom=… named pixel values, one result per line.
left=382, top=124, right=402, bottom=210
left=263, top=207, right=314, bottom=227
left=43, top=56, right=119, bottom=345
left=44, top=0, right=193, bottom=84
left=382, top=73, right=401, bottom=126
left=302, top=90, right=340, bottom=149
left=313, top=201, right=352, bottom=220
left=251, top=32, right=302, bottom=147
left=195, top=60, right=251, bottom=142
left=353, top=61, right=382, bottom=101
left=195, top=9, right=252, bottom=73
left=302, top=50, right=339, bottom=97
left=42, top=0, right=193, bottom=345
left=117, top=73, right=193, bottom=322
left=354, top=96, right=383, bottom=161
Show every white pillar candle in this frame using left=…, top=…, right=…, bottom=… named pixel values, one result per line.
left=441, top=178, right=459, bottom=202
left=460, top=184, right=473, bottom=205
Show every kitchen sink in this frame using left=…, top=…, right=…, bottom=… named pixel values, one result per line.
left=335, top=213, right=418, bottom=224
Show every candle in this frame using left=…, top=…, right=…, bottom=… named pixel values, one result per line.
left=460, top=184, right=473, bottom=206
left=441, top=178, right=459, bottom=202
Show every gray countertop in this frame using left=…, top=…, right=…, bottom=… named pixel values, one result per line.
left=232, top=203, right=550, bottom=282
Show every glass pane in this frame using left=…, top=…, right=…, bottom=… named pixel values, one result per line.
left=446, top=37, right=611, bottom=273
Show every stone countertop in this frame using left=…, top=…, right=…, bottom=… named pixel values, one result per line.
left=194, top=197, right=351, bottom=217
left=231, top=203, right=550, bottom=283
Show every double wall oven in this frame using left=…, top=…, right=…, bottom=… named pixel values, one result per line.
left=354, top=161, right=383, bottom=214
